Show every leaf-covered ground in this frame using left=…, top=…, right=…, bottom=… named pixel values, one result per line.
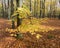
left=0, top=18, right=60, bottom=48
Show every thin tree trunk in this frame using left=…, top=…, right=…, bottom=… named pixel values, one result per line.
left=2, top=0, right=5, bottom=18
left=34, top=0, right=36, bottom=17
left=42, top=0, right=45, bottom=18
left=8, top=0, right=11, bottom=19
left=40, top=0, right=45, bottom=18
left=40, top=0, right=42, bottom=18
left=36, top=0, right=39, bottom=18
left=11, top=0, right=15, bottom=29
left=11, top=0, right=14, bottom=15
left=16, top=0, right=23, bottom=27
left=19, top=0, right=23, bottom=7
left=30, top=0, right=31, bottom=11
left=2, top=0, right=4, bottom=18
left=58, top=0, right=60, bottom=19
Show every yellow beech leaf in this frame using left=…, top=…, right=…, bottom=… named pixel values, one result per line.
left=36, top=34, right=42, bottom=39
left=10, top=34, right=14, bottom=36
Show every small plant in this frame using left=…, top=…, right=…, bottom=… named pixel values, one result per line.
left=47, top=34, right=55, bottom=39
left=15, top=33, right=24, bottom=39
left=10, top=33, right=24, bottom=39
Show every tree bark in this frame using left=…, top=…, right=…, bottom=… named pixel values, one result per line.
left=16, top=0, right=23, bottom=27
left=8, top=0, right=11, bottom=19
left=30, top=0, right=31, bottom=11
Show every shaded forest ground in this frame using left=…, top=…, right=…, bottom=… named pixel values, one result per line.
left=0, top=18, right=60, bottom=48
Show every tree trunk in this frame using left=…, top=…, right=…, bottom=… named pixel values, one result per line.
left=58, top=14, right=60, bottom=19
left=10, top=0, right=15, bottom=29
left=40, top=0, right=45, bottom=18
left=30, top=0, right=31, bottom=11
left=40, top=0, right=42, bottom=18
left=34, top=0, right=36, bottom=17
left=2, top=0, right=5, bottom=18
left=42, top=0, right=45, bottom=18
left=16, top=0, right=23, bottom=27
left=8, top=0, right=11, bottom=19
left=11, top=0, right=14, bottom=15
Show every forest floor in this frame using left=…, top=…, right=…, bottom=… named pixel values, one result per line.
left=0, top=18, right=60, bottom=48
